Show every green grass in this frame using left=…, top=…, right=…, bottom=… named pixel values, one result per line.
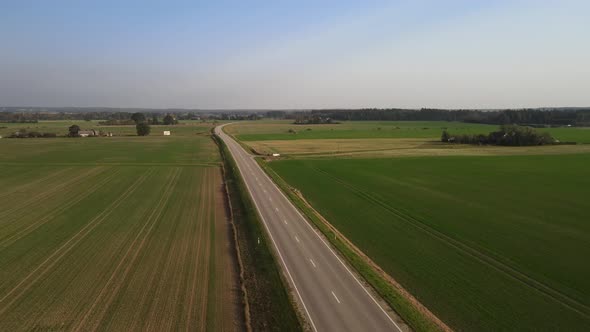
left=0, top=123, right=239, bottom=330
left=268, top=154, right=590, bottom=331
left=227, top=120, right=590, bottom=143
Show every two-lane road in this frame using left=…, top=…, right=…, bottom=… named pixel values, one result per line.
left=216, top=125, right=407, bottom=332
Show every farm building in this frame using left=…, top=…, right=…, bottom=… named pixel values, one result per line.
left=79, top=130, right=97, bottom=137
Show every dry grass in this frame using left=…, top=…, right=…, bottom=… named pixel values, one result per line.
left=246, top=138, right=590, bottom=159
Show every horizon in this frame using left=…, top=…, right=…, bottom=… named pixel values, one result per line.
left=2, top=106, right=590, bottom=112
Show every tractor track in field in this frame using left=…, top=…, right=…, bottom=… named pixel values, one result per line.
left=121, top=169, right=195, bottom=332
left=0, top=168, right=154, bottom=316
left=156, top=168, right=196, bottom=331
left=199, top=170, right=214, bottom=332
left=72, top=168, right=180, bottom=331
left=312, top=166, right=590, bottom=318
left=185, top=171, right=210, bottom=331
left=0, top=168, right=123, bottom=249
left=118, top=168, right=206, bottom=332
left=165, top=171, right=197, bottom=331
left=142, top=169, right=192, bottom=331
left=0, top=166, right=106, bottom=222
left=0, top=167, right=74, bottom=200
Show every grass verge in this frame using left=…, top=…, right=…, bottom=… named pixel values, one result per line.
left=212, top=134, right=302, bottom=332
left=257, top=158, right=448, bottom=332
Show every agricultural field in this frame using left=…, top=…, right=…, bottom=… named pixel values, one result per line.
left=226, top=121, right=590, bottom=159
left=0, top=123, right=241, bottom=330
left=226, top=120, right=590, bottom=143
left=269, top=154, right=590, bottom=331
left=0, top=119, right=219, bottom=137
left=228, top=120, right=590, bottom=331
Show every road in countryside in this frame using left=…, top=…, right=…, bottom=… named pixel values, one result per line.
left=216, top=125, right=407, bottom=332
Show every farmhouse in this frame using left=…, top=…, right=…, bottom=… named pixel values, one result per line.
left=79, top=130, right=97, bottom=137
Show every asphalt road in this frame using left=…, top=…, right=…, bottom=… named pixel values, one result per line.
left=216, top=125, right=407, bottom=332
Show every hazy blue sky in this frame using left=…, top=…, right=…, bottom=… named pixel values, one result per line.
left=1, top=0, right=588, bottom=109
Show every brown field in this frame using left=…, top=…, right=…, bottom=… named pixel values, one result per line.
left=247, top=137, right=590, bottom=159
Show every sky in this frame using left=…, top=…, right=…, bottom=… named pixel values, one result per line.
left=1, top=0, right=589, bottom=109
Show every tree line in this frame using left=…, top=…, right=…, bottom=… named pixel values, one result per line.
left=441, top=125, right=562, bottom=146
left=289, top=108, right=590, bottom=126
left=130, top=112, right=177, bottom=136
left=7, top=128, right=56, bottom=138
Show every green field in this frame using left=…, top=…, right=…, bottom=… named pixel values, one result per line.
left=268, top=154, right=590, bottom=331
left=0, top=123, right=240, bottom=330
left=226, top=120, right=590, bottom=144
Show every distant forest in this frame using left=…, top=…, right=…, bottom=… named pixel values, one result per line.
left=0, top=108, right=259, bottom=123
left=287, top=108, right=590, bottom=126
left=1, top=107, right=590, bottom=126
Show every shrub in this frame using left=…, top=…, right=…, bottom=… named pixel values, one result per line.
left=136, top=123, right=151, bottom=136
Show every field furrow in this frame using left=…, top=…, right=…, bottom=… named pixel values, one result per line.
left=0, top=124, right=238, bottom=331
left=0, top=166, right=106, bottom=222
left=0, top=168, right=122, bottom=248
left=0, top=167, right=73, bottom=199
left=72, top=168, right=180, bottom=331
left=311, top=166, right=590, bottom=317
left=0, top=168, right=153, bottom=316
left=199, top=170, right=214, bottom=331
left=185, top=170, right=211, bottom=331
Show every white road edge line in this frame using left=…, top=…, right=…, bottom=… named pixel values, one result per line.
left=219, top=129, right=319, bottom=332
left=331, top=291, right=341, bottom=304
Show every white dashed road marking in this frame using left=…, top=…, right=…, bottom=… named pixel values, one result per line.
left=332, top=291, right=341, bottom=304
left=310, top=258, right=317, bottom=268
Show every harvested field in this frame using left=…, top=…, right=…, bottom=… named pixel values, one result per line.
left=246, top=137, right=590, bottom=158
left=0, top=124, right=241, bottom=331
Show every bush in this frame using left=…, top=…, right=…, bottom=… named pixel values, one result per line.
left=68, top=125, right=80, bottom=137
left=136, top=123, right=151, bottom=136
left=163, top=114, right=178, bottom=125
